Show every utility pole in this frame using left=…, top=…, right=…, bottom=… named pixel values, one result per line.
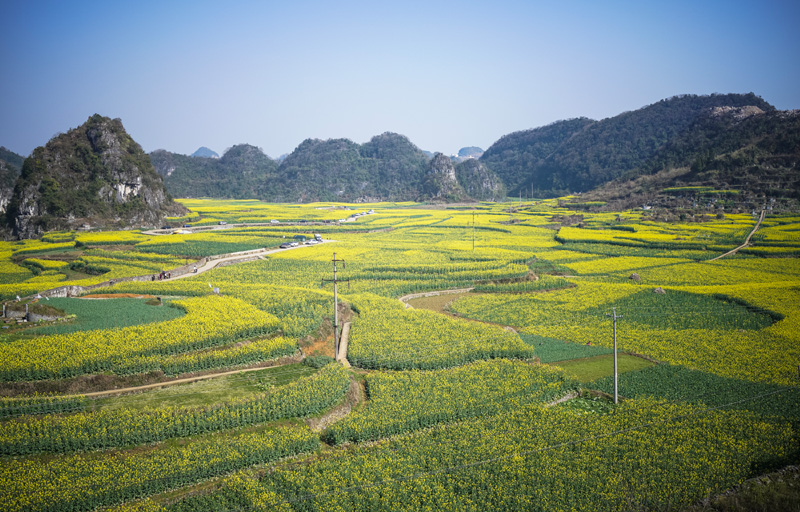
left=607, top=307, right=623, bottom=404
left=321, top=253, right=349, bottom=360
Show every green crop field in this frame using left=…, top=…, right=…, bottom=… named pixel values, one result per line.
left=1, top=199, right=798, bottom=511
left=551, top=353, right=657, bottom=382
left=28, top=297, right=186, bottom=334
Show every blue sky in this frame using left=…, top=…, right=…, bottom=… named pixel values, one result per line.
left=1, top=0, right=798, bottom=159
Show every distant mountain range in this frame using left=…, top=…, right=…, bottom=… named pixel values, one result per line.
left=149, top=93, right=798, bottom=209
left=2, top=92, right=798, bottom=238
left=150, top=133, right=504, bottom=203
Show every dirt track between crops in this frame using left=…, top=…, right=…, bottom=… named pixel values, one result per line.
left=11, top=239, right=345, bottom=398
left=59, top=355, right=304, bottom=398
left=64, top=318, right=356, bottom=399
left=24, top=243, right=336, bottom=397
left=709, top=209, right=766, bottom=261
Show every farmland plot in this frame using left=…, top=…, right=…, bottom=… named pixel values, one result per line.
left=0, top=200, right=798, bottom=511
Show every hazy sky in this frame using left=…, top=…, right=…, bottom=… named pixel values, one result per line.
left=2, top=0, right=799, bottom=159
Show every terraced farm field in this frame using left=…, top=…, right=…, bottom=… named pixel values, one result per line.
left=1, top=199, right=798, bottom=511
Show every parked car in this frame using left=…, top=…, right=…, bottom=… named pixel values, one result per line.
left=280, top=242, right=292, bottom=249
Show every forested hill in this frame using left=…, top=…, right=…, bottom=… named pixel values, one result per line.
left=481, top=93, right=777, bottom=198
left=480, top=117, right=594, bottom=194
left=153, top=132, right=505, bottom=203
left=4, top=115, right=187, bottom=239
left=269, top=133, right=430, bottom=202
left=581, top=106, right=800, bottom=210
left=151, top=144, right=278, bottom=199
left=147, top=93, right=796, bottom=205
left=5, top=93, right=793, bottom=220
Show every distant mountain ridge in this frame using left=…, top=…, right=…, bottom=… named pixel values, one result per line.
left=191, top=146, right=219, bottom=158
left=149, top=93, right=796, bottom=207
left=152, top=132, right=504, bottom=203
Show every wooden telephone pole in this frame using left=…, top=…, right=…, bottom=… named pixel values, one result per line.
left=322, top=253, right=349, bottom=360
left=607, top=307, right=623, bottom=404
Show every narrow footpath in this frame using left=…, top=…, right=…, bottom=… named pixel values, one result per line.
left=709, top=209, right=766, bottom=261
left=337, top=322, right=352, bottom=368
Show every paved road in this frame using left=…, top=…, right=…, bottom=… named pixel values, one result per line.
left=165, top=239, right=335, bottom=281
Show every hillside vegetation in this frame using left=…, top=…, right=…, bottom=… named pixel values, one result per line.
left=481, top=93, right=786, bottom=197
left=0, top=147, right=24, bottom=215
left=3, top=115, right=186, bottom=239
left=150, top=144, right=278, bottom=199
left=3, top=93, right=796, bottom=220
left=152, top=132, right=507, bottom=203
left=146, top=93, right=798, bottom=209
left=582, top=105, right=800, bottom=211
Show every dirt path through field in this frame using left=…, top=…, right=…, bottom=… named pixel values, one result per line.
left=18, top=241, right=339, bottom=398
left=62, top=356, right=302, bottom=398
left=337, top=322, right=352, bottom=368
left=708, top=209, right=765, bottom=261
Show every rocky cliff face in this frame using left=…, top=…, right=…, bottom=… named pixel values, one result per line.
left=7, top=115, right=187, bottom=239
left=420, top=153, right=468, bottom=202
left=0, top=148, right=23, bottom=218
left=455, top=159, right=506, bottom=201
left=0, top=161, right=18, bottom=216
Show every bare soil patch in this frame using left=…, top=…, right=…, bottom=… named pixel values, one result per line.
left=402, top=290, right=518, bottom=333
left=405, top=292, right=469, bottom=314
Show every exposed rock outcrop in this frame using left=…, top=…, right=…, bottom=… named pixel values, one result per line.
left=7, top=115, right=187, bottom=239
left=0, top=147, right=24, bottom=218
left=456, top=159, right=506, bottom=201
left=709, top=105, right=765, bottom=122
left=420, top=153, right=469, bottom=202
